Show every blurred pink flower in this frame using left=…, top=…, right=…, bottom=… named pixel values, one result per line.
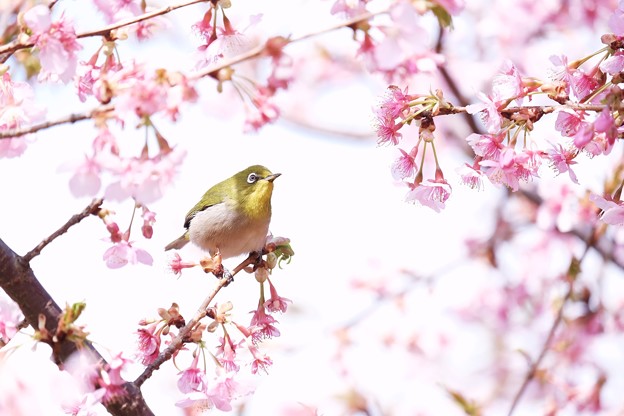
left=248, top=344, right=273, bottom=374
left=177, top=353, right=209, bottom=394
left=103, top=240, right=153, bottom=269
left=0, top=293, right=23, bottom=343
left=589, top=194, right=624, bottom=225
left=23, top=5, right=82, bottom=83
left=0, top=73, right=45, bottom=158
left=546, top=144, right=578, bottom=184
left=105, top=147, right=187, bottom=205
left=609, top=0, right=624, bottom=35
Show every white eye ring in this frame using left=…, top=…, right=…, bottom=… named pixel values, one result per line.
left=247, top=173, right=258, bottom=184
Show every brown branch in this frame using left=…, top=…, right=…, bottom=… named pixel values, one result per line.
left=134, top=252, right=259, bottom=387
left=0, top=237, right=154, bottom=416
left=506, top=283, right=573, bottom=416
left=22, top=198, right=104, bottom=263
left=0, top=0, right=208, bottom=58
left=506, top=237, right=594, bottom=415
left=0, top=104, right=113, bottom=140
left=189, top=9, right=386, bottom=80
left=77, top=0, right=208, bottom=39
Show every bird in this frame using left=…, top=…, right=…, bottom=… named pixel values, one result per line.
left=165, top=165, right=280, bottom=259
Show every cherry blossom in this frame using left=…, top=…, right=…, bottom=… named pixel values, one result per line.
left=23, top=5, right=81, bottom=83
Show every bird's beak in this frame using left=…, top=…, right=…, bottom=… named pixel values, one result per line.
left=264, top=173, right=281, bottom=183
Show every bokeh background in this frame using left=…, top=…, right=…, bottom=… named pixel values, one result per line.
left=2, top=0, right=624, bottom=415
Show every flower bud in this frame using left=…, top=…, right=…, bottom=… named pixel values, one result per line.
left=255, top=267, right=269, bottom=283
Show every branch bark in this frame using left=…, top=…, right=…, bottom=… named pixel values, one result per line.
left=0, top=200, right=155, bottom=416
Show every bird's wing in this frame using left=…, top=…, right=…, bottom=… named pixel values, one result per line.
left=183, top=184, right=228, bottom=229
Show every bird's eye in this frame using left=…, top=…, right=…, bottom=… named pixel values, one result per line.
left=247, top=173, right=258, bottom=184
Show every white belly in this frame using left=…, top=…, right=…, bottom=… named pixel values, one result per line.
left=187, top=202, right=270, bottom=259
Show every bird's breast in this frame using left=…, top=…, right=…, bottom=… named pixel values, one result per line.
left=187, top=200, right=270, bottom=259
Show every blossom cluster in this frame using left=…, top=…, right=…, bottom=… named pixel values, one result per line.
left=373, top=3, right=624, bottom=216
left=136, top=237, right=293, bottom=412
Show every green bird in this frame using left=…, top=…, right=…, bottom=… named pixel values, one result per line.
left=165, top=165, right=281, bottom=259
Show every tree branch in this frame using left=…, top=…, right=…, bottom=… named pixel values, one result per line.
left=134, top=252, right=259, bottom=386
left=0, top=104, right=113, bottom=139
left=506, top=236, right=594, bottom=415
left=77, top=0, right=208, bottom=39
left=0, top=0, right=208, bottom=58
left=0, top=236, right=154, bottom=416
left=22, top=198, right=104, bottom=263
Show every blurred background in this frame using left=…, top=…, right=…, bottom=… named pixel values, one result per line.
left=2, top=0, right=624, bottom=415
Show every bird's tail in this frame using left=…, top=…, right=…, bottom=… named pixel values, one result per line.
left=164, top=232, right=189, bottom=251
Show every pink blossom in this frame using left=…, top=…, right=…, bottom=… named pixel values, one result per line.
left=594, top=109, right=618, bottom=146
left=0, top=73, right=45, bottom=158
left=331, top=0, right=369, bottom=16
left=177, top=353, right=208, bottom=394
left=206, top=371, right=241, bottom=412
left=609, top=0, right=624, bottom=35
left=546, top=144, right=578, bottom=184
left=571, top=71, right=599, bottom=100
left=466, top=92, right=504, bottom=133
left=599, top=52, right=624, bottom=75
left=391, top=147, right=418, bottom=180
left=168, top=253, right=197, bottom=276
left=105, top=147, right=187, bottom=205
left=94, top=0, right=160, bottom=39
left=243, top=89, right=280, bottom=133
left=376, top=85, right=412, bottom=121
left=215, top=335, right=240, bottom=373
left=0, top=294, right=23, bottom=343
left=264, top=279, right=292, bottom=314
left=66, top=155, right=102, bottom=197
left=98, top=352, right=132, bottom=403
left=573, top=122, right=595, bottom=149
left=115, top=75, right=168, bottom=119
left=249, top=306, right=280, bottom=343
left=589, top=194, right=624, bottom=225
left=248, top=344, right=273, bottom=374
left=63, top=389, right=106, bottom=416
left=374, top=117, right=403, bottom=145
left=23, top=5, right=82, bottom=83
left=265, top=37, right=294, bottom=92
left=555, top=111, right=583, bottom=137
left=136, top=323, right=160, bottom=365
left=491, top=60, right=526, bottom=103
left=456, top=161, right=484, bottom=190
left=141, top=206, right=156, bottom=239
left=549, top=55, right=576, bottom=94
left=103, top=240, right=153, bottom=269
left=405, top=171, right=452, bottom=212
left=435, top=0, right=465, bottom=14
left=479, top=147, right=527, bottom=191
left=197, top=16, right=251, bottom=67
left=465, top=133, right=504, bottom=159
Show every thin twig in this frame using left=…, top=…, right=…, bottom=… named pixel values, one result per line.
left=506, top=284, right=573, bottom=416
left=506, top=239, right=594, bottom=415
left=0, top=104, right=113, bottom=139
left=0, top=0, right=208, bottom=57
left=22, top=198, right=104, bottom=263
left=189, top=9, right=385, bottom=80
left=77, top=0, right=207, bottom=38
left=134, top=253, right=258, bottom=387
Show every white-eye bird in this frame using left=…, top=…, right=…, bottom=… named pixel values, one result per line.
left=165, top=165, right=280, bottom=259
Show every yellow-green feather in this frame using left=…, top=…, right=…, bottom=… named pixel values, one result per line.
left=183, top=165, right=274, bottom=229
